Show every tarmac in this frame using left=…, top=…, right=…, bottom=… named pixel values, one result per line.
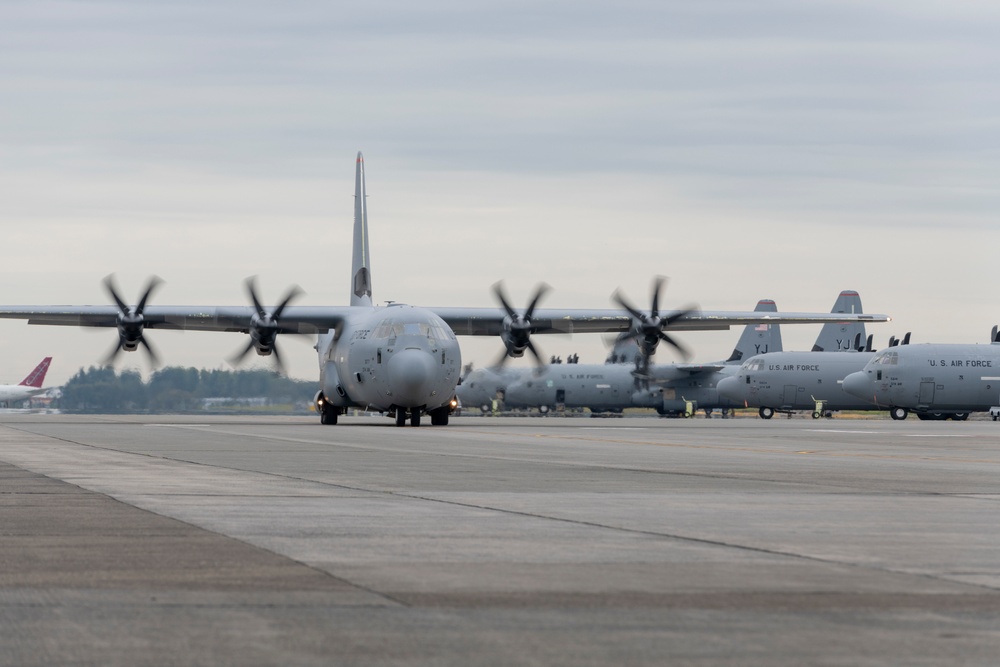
left=0, top=413, right=998, bottom=666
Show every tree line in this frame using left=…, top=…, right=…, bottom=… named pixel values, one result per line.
left=56, top=366, right=317, bottom=413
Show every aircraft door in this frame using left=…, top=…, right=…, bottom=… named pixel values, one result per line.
left=919, top=381, right=935, bottom=405
left=555, top=389, right=565, bottom=404
left=783, top=385, right=798, bottom=406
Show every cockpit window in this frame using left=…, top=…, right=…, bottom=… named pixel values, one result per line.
left=373, top=318, right=453, bottom=342
left=742, top=359, right=765, bottom=372
left=874, top=350, right=898, bottom=366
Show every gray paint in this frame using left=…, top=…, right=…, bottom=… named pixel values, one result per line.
left=491, top=299, right=782, bottom=415
left=843, top=341, right=1000, bottom=417
left=718, top=351, right=876, bottom=414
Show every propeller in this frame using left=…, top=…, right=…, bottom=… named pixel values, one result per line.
left=103, top=274, right=163, bottom=367
left=228, top=277, right=303, bottom=375
left=491, top=281, right=551, bottom=370
left=612, top=276, right=696, bottom=374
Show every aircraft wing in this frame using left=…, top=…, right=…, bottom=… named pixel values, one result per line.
left=668, top=363, right=729, bottom=374
left=0, top=306, right=349, bottom=335
left=0, top=305, right=888, bottom=336
left=628, top=362, right=729, bottom=385
left=432, top=307, right=890, bottom=336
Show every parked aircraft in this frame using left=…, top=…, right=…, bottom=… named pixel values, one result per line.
left=653, top=291, right=869, bottom=418
left=842, top=328, right=1000, bottom=420
left=718, top=352, right=876, bottom=419
left=456, top=364, right=522, bottom=414
left=493, top=299, right=782, bottom=416
left=0, top=154, right=888, bottom=426
left=0, top=357, right=53, bottom=405
left=715, top=291, right=880, bottom=418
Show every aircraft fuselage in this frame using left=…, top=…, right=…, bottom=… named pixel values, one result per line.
left=500, top=363, right=745, bottom=415
left=0, top=385, right=45, bottom=404
left=843, top=344, right=1000, bottom=417
left=316, top=304, right=461, bottom=415
left=718, top=351, right=877, bottom=415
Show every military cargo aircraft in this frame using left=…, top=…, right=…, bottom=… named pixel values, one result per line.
left=484, top=291, right=870, bottom=418
left=496, top=299, right=781, bottom=416
left=715, top=291, right=880, bottom=418
left=456, top=364, right=521, bottom=414
left=718, top=351, right=876, bottom=419
left=842, top=328, right=1000, bottom=421
left=0, top=153, right=889, bottom=426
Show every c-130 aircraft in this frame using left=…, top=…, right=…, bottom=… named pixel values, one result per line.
left=0, top=153, right=889, bottom=426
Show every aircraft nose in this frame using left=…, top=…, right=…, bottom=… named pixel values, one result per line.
left=387, top=349, right=436, bottom=407
left=716, top=376, right=742, bottom=401
left=841, top=371, right=872, bottom=400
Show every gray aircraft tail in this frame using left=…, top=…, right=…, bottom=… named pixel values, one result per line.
left=811, top=290, right=864, bottom=352
left=351, top=152, right=373, bottom=307
left=725, top=299, right=781, bottom=363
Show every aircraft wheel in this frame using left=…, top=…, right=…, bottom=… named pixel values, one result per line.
left=410, top=411, right=421, bottom=427
left=811, top=412, right=820, bottom=419
left=759, top=407, right=774, bottom=420
left=890, top=407, right=908, bottom=421
left=429, top=407, right=449, bottom=426
left=480, top=404, right=490, bottom=414
left=952, top=413, right=969, bottom=421
left=320, top=409, right=338, bottom=425
left=395, top=410, right=407, bottom=427
left=539, top=405, right=550, bottom=414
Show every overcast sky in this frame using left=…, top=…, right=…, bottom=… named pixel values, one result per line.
left=2, top=1, right=999, bottom=386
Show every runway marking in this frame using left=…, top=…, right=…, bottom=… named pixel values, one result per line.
left=906, top=434, right=974, bottom=438
left=580, top=427, right=648, bottom=431
left=805, top=429, right=877, bottom=435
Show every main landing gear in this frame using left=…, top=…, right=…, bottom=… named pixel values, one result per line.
left=394, top=407, right=450, bottom=427
left=890, top=407, right=908, bottom=421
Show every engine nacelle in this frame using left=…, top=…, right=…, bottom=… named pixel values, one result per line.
left=500, top=330, right=528, bottom=358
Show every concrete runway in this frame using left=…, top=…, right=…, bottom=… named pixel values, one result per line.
left=0, top=414, right=998, bottom=666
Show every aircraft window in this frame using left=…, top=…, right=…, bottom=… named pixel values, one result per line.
left=373, top=318, right=452, bottom=342
left=373, top=319, right=395, bottom=339
left=401, top=322, right=424, bottom=336
left=876, top=351, right=898, bottom=366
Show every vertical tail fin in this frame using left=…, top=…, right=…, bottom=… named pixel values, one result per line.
left=351, top=151, right=373, bottom=307
left=812, top=290, right=864, bottom=352
left=19, top=357, right=52, bottom=388
left=726, top=300, right=782, bottom=363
